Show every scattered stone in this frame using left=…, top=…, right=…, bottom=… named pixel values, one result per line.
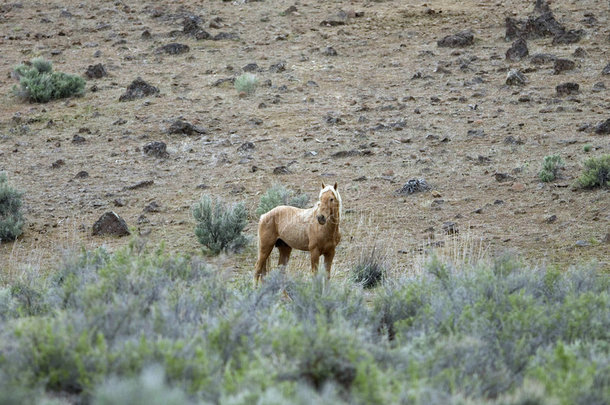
left=273, top=166, right=291, bottom=175
left=85, top=63, right=107, bottom=79
left=51, top=159, right=65, bottom=169
left=530, top=53, right=556, bottom=65
left=282, top=5, right=297, bottom=15
left=113, top=118, right=127, bottom=125
left=604, top=232, right=610, bottom=244
left=119, top=77, right=159, bottom=101
left=141, top=30, right=152, bottom=40
left=494, top=172, right=513, bottom=182
left=437, top=31, right=474, bottom=48
left=331, top=150, right=367, bottom=158
left=552, top=29, right=583, bottom=45
left=113, top=199, right=125, bottom=207
left=213, top=32, right=239, bottom=41
left=395, top=179, right=430, bottom=195
left=182, top=16, right=210, bottom=39
left=322, top=46, right=338, bottom=56
left=143, top=141, right=169, bottom=158
left=556, top=82, right=579, bottom=96
left=505, top=12, right=564, bottom=41
left=125, top=180, right=154, bottom=190
left=553, top=58, right=575, bottom=74
left=592, top=82, right=605, bottom=92
left=534, top=0, right=551, bottom=14
left=506, top=38, right=528, bottom=61
left=72, top=134, right=86, bottom=144
left=167, top=119, right=206, bottom=135
left=573, top=47, right=587, bottom=58
left=504, top=135, right=525, bottom=145
left=92, top=211, right=130, bottom=237
left=75, top=170, right=89, bottom=179
left=602, top=63, right=610, bottom=75
left=574, top=240, right=590, bottom=247
left=237, top=142, right=255, bottom=152
left=442, top=221, right=458, bottom=235
left=325, top=113, right=343, bottom=125
left=269, top=61, right=286, bottom=73
left=143, top=201, right=161, bottom=213
left=506, top=69, right=527, bottom=86
left=594, top=118, right=610, bottom=135
left=320, top=11, right=348, bottom=26
left=156, top=43, right=190, bottom=55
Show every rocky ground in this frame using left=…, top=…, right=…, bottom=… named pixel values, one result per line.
left=1, top=0, right=608, bottom=279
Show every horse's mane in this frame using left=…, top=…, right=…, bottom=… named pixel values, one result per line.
left=319, top=185, right=342, bottom=220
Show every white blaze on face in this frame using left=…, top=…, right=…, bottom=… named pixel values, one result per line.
left=319, top=185, right=342, bottom=220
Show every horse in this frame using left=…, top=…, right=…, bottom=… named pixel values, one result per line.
left=254, top=182, right=342, bottom=284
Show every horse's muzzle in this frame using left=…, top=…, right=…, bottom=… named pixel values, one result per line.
left=317, top=215, right=326, bottom=225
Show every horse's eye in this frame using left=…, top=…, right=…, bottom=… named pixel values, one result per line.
left=330, top=198, right=334, bottom=201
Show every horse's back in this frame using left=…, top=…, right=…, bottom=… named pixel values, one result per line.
left=259, top=205, right=311, bottom=251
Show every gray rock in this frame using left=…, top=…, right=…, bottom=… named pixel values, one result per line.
left=553, top=58, right=576, bottom=74
left=594, top=118, right=610, bottom=134
left=156, top=43, right=190, bottom=55
left=119, top=77, right=159, bottom=101
left=506, top=38, right=528, bottom=61
left=92, top=211, right=130, bottom=237
left=85, top=63, right=107, bottom=79
left=395, top=179, right=430, bottom=195
left=143, top=141, right=169, bottom=158
left=556, top=82, right=579, bottom=96
left=437, top=31, right=474, bottom=48
left=602, top=63, right=610, bottom=75
left=506, top=69, right=527, bottom=86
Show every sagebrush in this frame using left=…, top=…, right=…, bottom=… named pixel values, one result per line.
left=256, top=184, right=310, bottom=217
left=192, top=195, right=248, bottom=254
left=538, top=154, right=564, bottom=182
left=0, top=246, right=607, bottom=404
left=0, top=173, right=25, bottom=242
left=576, top=154, right=610, bottom=189
left=13, top=57, right=85, bottom=103
left=351, top=246, right=386, bottom=289
left=234, top=73, right=259, bottom=95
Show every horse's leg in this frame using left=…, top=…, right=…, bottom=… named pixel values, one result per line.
left=310, top=248, right=321, bottom=276
left=323, top=249, right=335, bottom=280
left=254, top=240, right=275, bottom=285
left=277, top=245, right=292, bottom=268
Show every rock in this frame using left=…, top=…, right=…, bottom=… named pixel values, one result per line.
left=141, top=30, right=152, bottom=40
left=322, top=46, right=338, bottom=56
left=125, top=180, right=154, bottom=190
left=506, top=69, right=526, bottom=86
left=331, top=150, right=367, bottom=158
left=467, top=129, right=486, bottom=137
left=506, top=38, right=528, bottom=61
left=504, top=135, right=525, bottom=145
left=194, top=30, right=211, bottom=40
left=530, top=53, right=556, bottom=65
left=545, top=214, right=557, bottom=224
left=156, top=43, right=190, bottom=55
left=282, top=5, right=297, bottom=15
left=85, top=63, right=107, bottom=79
left=237, top=142, right=255, bottom=152
left=269, top=61, right=286, bottom=73
left=75, top=170, right=89, bottom=179
left=442, top=221, right=458, bottom=235
left=555, top=82, right=579, bottom=96
left=119, top=77, right=159, bottom=101
left=92, top=211, right=130, bottom=237
left=594, top=118, right=610, bottom=135
left=494, top=173, right=513, bottom=182
left=505, top=12, right=564, bottom=41
left=575, top=240, right=590, bottom=247
left=395, top=179, right=430, bottom=195
left=143, top=201, right=161, bottom=213
left=437, top=31, right=474, bottom=48
left=212, top=32, right=239, bottom=41
left=143, top=141, right=169, bottom=158
left=552, top=29, right=583, bottom=45
left=183, top=16, right=203, bottom=35
left=592, top=82, right=606, bottom=92
left=167, top=119, right=206, bottom=135
left=51, top=159, right=65, bottom=169
left=320, top=11, right=348, bottom=26
left=573, top=47, right=587, bottom=58
left=602, top=63, right=610, bottom=75
left=534, top=0, right=551, bottom=14
left=553, top=58, right=575, bottom=74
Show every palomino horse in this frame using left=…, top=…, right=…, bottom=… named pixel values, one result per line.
left=254, top=182, right=342, bottom=284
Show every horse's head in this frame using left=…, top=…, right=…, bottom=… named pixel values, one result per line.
left=316, top=182, right=341, bottom=225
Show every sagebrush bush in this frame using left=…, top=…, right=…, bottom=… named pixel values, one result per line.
left=0, top=247, right=607, bottom=404
left=13, top=58, right=85, bottom=103
left=234, top=73, right=259, bottom=95
left=256, top=184, right=310, bottom=217
left=192, top=195, right=248, bottom=254
left=576, top=154, right=610, bottom=189
left=538, top=154, right=564, bottom=182
left=351, top=246, right=386, bottom=289
left=0, top=172, right=25, bottom=242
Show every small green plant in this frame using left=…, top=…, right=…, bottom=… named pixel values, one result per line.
left=583, top=144, right=592, bottom=153
left=538, top=154, right=564, bottom=182
left=0, top=173, right=25, bottom=242
left=192, top=195, right=248, bottom=254
left=256, top=184, right=310, bottom=217
left=234, top=73, right=259, bottom=95
left=576, top=154, right=610, bottom=189
left=351, top=246, right=386, bottom=289
left=13, top=58, right=85, bottom=103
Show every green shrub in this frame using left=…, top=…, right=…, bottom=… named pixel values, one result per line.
left=0, top=172, right=25, bottom=242
left=192, top=195, right=248, bottom=254
left=576, top=154, right=610, bottom=189
left=256, top=184, right=310, bottom=217
left=13, top=58, right=85, bottom=103
left=234, top=73, right=259, bottom=95
left=538, top=154, right=564, bottom=182
left=351, top=246, right=386, bottom=289
left=583, top=144, right=592, bottom=153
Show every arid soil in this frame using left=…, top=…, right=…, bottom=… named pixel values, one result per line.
left=1, top=0, right=608, bottom=278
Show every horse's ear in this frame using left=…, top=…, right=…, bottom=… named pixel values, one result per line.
left=333, top=182, right=338, bottom=191
left=321, top=182, right=326, bottom=189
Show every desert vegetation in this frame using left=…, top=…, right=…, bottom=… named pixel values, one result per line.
left=0, top=246, right=608, bottom=404
left=192, top=195, right=248, bottom=255
left=0, top=173, right=25, bottom=243
left=12, top=58, right=85, bottom=103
